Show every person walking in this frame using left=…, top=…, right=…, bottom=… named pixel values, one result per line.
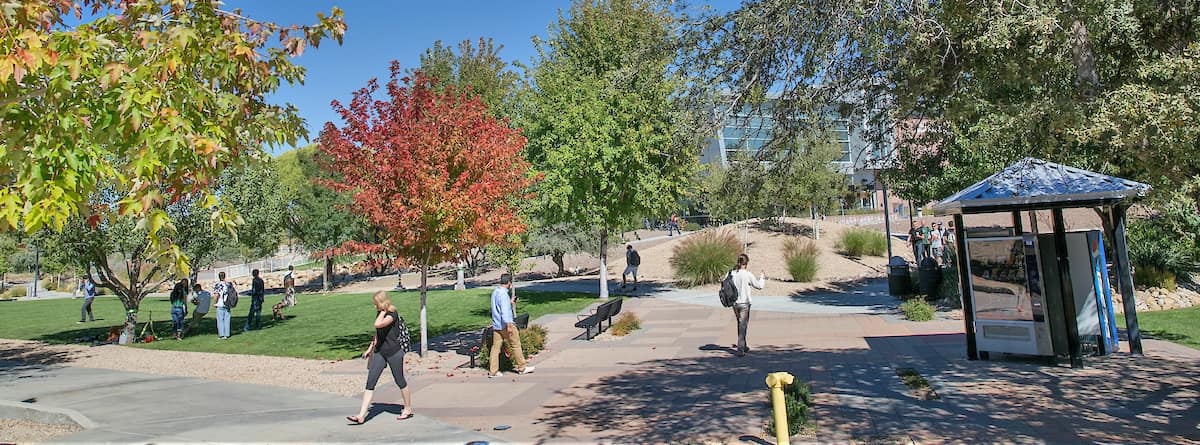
left=929, top=222, right=945, bottom=267
left=169, top=279, right=189, bottom=340
left=730, top=253, right=765, bottom=357
left=913, top=220, right=931, bottom=264
left=77, top=277, right=96, bottom=323
left=620, top=245, right=640, bottom=291
left=346, top=291, right=413, bottom=425
left=273, top=265, right=297, bottom=320
left=243, top=269, right=265, bottom=332
left=213, top=272, right=236, bottom=339
left=488, top=273, right=534, bottom=378
left=185, top=282, right=211, bottom=337
left=669, top=214, right=680, bottom=236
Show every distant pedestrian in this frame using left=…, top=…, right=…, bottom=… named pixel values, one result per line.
left=913, top=220, right=931, bottom=264
left=346, top=291, right=413, bottom=425
left=170, top=279, right=189, bottom=340
left=273, top=265, right=297, bottom=320
left=213, top=272, right=236, bottom=339
left=929, top=222, right=945, bottom=267
left=77, top=277, right=96, bottom=323
left=185, top=283, right=211, bottom=337
left=729, top=254, right=765, bottom=357
left=620, top=245, right=640, bottom=291
left=643, top=217, right=651, bottom=231
left=669, top=214, right=680, bottom=236
left=243, top=269, right=265, bottom=332
left=943, top=221, right=957, bottom=264
left=488, top=273, right=534, bottom=378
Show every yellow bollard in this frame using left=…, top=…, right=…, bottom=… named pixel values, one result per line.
left=765, top=371, right=795, bottom=445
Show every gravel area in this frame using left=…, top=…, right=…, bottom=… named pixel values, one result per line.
left=0, top=418, right=82, bottom=444
left=0, top=339, right=363, bottom=397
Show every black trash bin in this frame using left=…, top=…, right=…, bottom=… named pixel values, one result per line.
left=918, top=257, right=942, bottom=298
left=888, top=256, right=911, bottom=296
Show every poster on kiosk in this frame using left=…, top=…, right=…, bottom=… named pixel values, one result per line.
left=965, top=230, right=1120, bottom=358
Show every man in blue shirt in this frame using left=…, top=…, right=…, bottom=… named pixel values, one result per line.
left=489, top=273, right=534, bottom=377
left=78, top=277, right=96, bottom=323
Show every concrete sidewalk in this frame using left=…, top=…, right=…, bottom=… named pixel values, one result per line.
left=0, top=361, right=500, bottom=444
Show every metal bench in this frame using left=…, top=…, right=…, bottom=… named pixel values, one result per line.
left=574, top=298, right=623, bottom=340
left=471, top=312, right=530, bottom=368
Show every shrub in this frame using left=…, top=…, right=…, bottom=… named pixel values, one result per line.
left=782, top=237, right=820, bottom=282
left=835, top=228, right=887, bottom=257
left=670, top=229, right=741, bottom=287
left=477, top=324, right=548, bottom=372
left=682, top=222, right=701, bottom=232
left=900, top=299, right=935, bottom=321
left=1134, top=265, right=1178, bottom=291
left=5, top=286, right=27, bottom=298
left=611, top=312, right=641, bottom=336
left=766, top=379, right=813, bottom=436
left=1127, top=190, right=1200, bottom=280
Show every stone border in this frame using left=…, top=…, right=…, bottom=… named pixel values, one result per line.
left=0, top=400, right=98, bottom=429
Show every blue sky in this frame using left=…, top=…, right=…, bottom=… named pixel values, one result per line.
left=224, top=1, right=570, bottom=153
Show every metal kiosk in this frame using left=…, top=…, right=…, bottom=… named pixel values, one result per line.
left=932, top=158, right=1150, bottom=368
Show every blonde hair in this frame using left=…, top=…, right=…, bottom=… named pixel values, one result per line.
left=372, top=291, right=397, bottom=313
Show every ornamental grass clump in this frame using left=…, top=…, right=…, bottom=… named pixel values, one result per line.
left=782, top=237, right=820, bottom=282
left=836, top=228, right=887, bottom=257
left=611, top=312, right=641, bottom=336
left=900, top=299, right=936, bottom=322
left=670, top=230, right=741, bottom=287
left=477, top=324, right=548, bottom=372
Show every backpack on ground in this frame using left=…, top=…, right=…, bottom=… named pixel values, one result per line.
left=224, top=283, right=239, bottom=309
left=718, top=270, right=738, bottom=307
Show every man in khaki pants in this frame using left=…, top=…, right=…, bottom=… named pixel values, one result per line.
left=489, top=274, right=535, bottom=377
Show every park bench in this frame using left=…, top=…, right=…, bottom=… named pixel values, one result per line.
left=574, top=297, right=623, bottom=340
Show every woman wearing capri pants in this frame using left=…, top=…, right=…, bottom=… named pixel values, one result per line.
left=347, top=291, right=413, bottom=425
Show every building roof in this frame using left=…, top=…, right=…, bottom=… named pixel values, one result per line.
left=932, top=158, right=1151, bottom=215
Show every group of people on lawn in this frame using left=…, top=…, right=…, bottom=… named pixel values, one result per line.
left=76, top=265, right=298, bottom=340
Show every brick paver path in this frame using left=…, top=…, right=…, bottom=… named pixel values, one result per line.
left=331, top=296, right=1200, bottom=444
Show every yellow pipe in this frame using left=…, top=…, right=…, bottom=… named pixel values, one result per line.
left=765, top=371, right=795, bottom=445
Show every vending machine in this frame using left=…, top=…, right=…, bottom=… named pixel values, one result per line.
left=965, top=230, right=1119, bottom=358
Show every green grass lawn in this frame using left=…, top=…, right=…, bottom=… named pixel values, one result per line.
left=1117, top=306, right=1200, bottom=350
left=0, top=289, right=598, bottom=360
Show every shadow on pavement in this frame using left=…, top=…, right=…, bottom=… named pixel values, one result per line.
left=535, top=336, right=1200, bottom=444
left=788, top=278, right=899, bottom=311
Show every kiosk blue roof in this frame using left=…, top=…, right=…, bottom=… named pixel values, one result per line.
left=932, top=158, right=1151, bottom=215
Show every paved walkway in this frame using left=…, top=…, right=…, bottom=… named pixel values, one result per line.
left=0, top=361, right=499, bottom=444
left=332, top=294, right=1200, bottom=443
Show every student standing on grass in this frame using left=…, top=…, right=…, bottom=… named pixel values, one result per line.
left=169, top=279, right=189, bottom=340
left=243, top=269, right=265, bottom=332
left=273, top=265, right=297, bottom=320
left=730, top=254, right=765, bottom=357
left=489, top=273, right=535, bottom=378
left=620, top=244, right=640, bottom=291
left=213, top=272, right=236, bottom=339
left=185, top=282, right=211, bottom=337
left=347, top=291, right=414, bottom=425
left=77, top=276, right=97, bottom=323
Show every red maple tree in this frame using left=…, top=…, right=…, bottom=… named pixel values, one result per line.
left=319, top=62, right=533, bottom=355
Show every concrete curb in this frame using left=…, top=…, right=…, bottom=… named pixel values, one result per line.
left=0, top=399, right=99, bottom=429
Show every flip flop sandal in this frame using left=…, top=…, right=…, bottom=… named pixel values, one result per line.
left=346, top=415, right=364, bottom=425
left=397, top=413, right=414, bottom=421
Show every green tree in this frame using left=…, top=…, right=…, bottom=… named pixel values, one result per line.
left=275, top=145, right=365, bottom=291
left=769, top=139, right=845, bottom=239
left=417, top=38, right=521, bottom=116
left=522, top=0, right=697, bottom=298
left=0, top=1, right=345, bottom=274
left=527, top=221, right=595, bottom=277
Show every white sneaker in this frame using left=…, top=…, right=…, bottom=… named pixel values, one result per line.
left=519, top=366, right=536, bottom=375
left=489, top=372, right=503, bottom=378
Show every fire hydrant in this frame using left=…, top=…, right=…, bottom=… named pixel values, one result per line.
left=765, top=371, right=795, bottom=445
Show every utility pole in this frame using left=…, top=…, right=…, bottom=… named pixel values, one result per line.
left=880, top=170, right=894, bottom=259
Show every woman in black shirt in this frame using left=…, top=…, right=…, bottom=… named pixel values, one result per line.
left=347, top=291, right=413, bottom=425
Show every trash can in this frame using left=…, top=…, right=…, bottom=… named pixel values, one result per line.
left=888, top=256, right=911, bottom=296
left=918, top=257, right=942, bottom=298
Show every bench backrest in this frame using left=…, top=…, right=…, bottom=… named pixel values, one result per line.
left=609, top=298, right=623, bottom=318
left=515, top=313, right=530, bottom=329
left=596, top=300, right=615, bottom=320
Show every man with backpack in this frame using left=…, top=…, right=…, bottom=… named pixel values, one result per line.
left=213, top=271, right=238, bottom=339
left=620, top=245, right=641, bottom=291
left=243, top=269, right=265, bottom=332
left=719, top=254, right=766, bottom=357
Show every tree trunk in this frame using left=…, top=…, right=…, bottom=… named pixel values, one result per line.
left=454, top=261, right=465, bottom=290
left=419, top=264, right=429, bottom=356
left=812, top=205, right=821, bottom=240
left=1069, top=18, right=1100, bottom=99
left=598, top=231, right=609, bottom=299
left=551, top=252, right=566, bottom=277
left=322, top=256, right=333, bottom=291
